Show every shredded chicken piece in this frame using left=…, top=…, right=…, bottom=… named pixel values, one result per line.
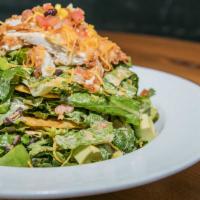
left=55, top=104, right=74, bottom=120
left=27, top=45, right=56, bottom=77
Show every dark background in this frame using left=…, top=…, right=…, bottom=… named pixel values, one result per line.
left=0, top=0, right=200, bottom=41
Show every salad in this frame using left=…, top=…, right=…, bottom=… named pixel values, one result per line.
left=0, top=3, right=158, bottom=167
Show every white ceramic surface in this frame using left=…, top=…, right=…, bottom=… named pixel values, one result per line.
left=0, top=66, right=199, bottom=199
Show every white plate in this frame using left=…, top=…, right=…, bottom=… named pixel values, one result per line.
left=0, top=66, right=199, bottom=199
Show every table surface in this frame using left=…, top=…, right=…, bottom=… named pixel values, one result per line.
left=72, top=32, right=200, bottom=200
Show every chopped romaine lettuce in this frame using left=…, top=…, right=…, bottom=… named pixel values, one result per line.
left=112, top=127, right=136, bottom=153
left=28, top=139, right=53, bottom=157
left=0, top=99, right=10, bottom=114
left=103, top=66, right=138, bottom=97
left=0, top=57, right=13, bottom=70
left=0, top=133, right=15, bottom=148
left=0, top=99, right=28, bottom=125
left=104, top=66, right=134, bottom=87
left=0, top=67, right=28, bottom=102
left=99, top=144, right=113, bottom=160
left=23, top=77, right=66, bottom=96
left=0, top=145, right=30, bottom=167
left=68, top=93, right=140, bottom=126
left=7, top=48, right=29, bottom=65
left=55, top=121, right=114, bottom=149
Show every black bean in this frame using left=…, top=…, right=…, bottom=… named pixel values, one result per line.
left=44, top=9, right=57, bottom=17
left=54, top=69, right=63, bottom=76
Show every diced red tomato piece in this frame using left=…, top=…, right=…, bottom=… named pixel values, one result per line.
left=36, top=15, right=60, bottom=29
left=70, top=8, right=85, bottom=24
left=43, top=3, right=53, bottom=11
left=21, top=9, right=33, bottom=21
left=140, top=89, right=150, bottom=97
left=36, top=15, right=48, bottom=29
left=46, top=16, right=60, bottom=27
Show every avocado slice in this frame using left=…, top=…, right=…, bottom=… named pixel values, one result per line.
left=150, top=107, right=159, bottom=122
left=73, top=145, right=102, bottom=164
left=0, top=144, right=30, bottom=167
left=136, top=114, right=157, bottom=142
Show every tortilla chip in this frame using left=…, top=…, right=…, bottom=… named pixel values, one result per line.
left=21, top=117, right=76, bottom=129
left=15, top=85, right=59, bottom=99
left=15, top=85, right=30, bottom=94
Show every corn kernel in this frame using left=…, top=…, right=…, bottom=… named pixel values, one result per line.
left=59, top=9, right=68, bottom=19
left=55, top=4, right=61, bottom=10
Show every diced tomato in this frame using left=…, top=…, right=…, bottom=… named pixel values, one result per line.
left=70, top=8, right=85, bottom=24
left=43, top=3, right=53, bottom=11
left=36, top=15, right=60, bottom=29
left=140, top=89, right=150, bottom=97
left=46, top=16, right=60, bottom=27
left=36, top=15, right=48, bottom=29
left=83, top=84, right=97, bottom=93
left=21, top=9, right=33, bottom=21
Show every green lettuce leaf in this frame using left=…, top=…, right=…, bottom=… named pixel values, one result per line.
left=83, top=113, right=104, bottom=126
left=0, top=133, right=15, bottom=148
left=98, top=144, right=113, bottom=160
left=0, top=67, right=28, bottom=102
left=0, top=99, right=10, bottom=114
left=23, top=77, right=66, bottom=96
left=0, top=57, right=13, bottom=70
left=68, top=93, right=140, bottom=126
left=104, top=66, right=133, bottom=86
left=65, top=111, right=87, bottom=124
left=55, top=121, right=114, bottom=149
left=0, top=144, right=30, bottom=167
left=112, top=127, right=136, bottom=153
left=7, top=48, right=29, bottom=65
left=103, top=66, right=138, bottom=98
left=28, top=139, right=53, bottom=157
left=0, top=99, right=28, bottom=125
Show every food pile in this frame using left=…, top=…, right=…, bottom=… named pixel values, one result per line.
left=0, top=3, right=158, bottom=167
